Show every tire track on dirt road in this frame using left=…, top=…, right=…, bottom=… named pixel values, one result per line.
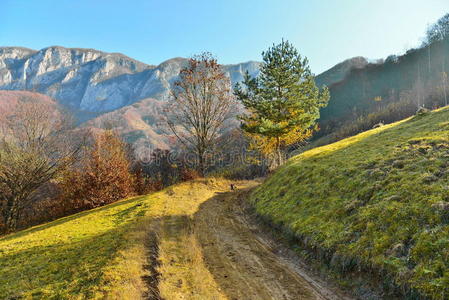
left=193, top=182, right=353, bottom=300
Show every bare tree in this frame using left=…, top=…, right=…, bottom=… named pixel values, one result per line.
left=413, top=63, right=424, bottom=108
left=0, top=100, right=83, bottom=232
left=167, top=53, right=236, bottom=175
left=440, top=71, right=448, bottom=107
left=425, top=13, right=449, bottom=44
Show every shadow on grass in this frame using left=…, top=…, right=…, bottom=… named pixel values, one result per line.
left=0, top=221, right=135, bottom=298
left=0, top=195, right=150, bottom=242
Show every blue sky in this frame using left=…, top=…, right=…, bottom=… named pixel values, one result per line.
left=1, top=0, right=448, bottom=74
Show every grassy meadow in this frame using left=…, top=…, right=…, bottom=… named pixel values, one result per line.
left=0, top=179, right=232, bottom=299
left=0, top=195, right=154, bottom=299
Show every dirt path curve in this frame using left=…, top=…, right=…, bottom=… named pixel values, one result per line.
left=147, top=180, right=352, bottom=300
left=193, top=181, right=352, bottom=300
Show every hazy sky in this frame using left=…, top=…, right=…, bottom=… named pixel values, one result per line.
left=1, top=0, right=449, bottom=74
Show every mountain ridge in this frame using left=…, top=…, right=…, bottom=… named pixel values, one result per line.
left=0, top=46, right=260, bottom=114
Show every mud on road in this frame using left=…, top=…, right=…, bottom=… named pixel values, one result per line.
left=193, top=182, right=351, bottom=300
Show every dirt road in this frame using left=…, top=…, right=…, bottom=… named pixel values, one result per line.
left=147, top=180, right=351, bottom=300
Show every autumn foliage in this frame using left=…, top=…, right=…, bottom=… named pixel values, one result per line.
left=60, top=130, right=135, bottom=210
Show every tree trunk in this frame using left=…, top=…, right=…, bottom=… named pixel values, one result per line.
left=444, top=85, right=447, bottom=107
left=443, top=59, right=448, bottom=106
left=198, top=148, right=205, bottom=177
left=5, top=198, right=21, bottom=233
left=276, top=137, right=283, bottom=168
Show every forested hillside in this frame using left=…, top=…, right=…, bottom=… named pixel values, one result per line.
left=318, top=35, right=449, bottom=139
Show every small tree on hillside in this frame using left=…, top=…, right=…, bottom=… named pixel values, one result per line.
left=235, top=40, right=329, bottom=168
left=167, top=53, right=236, bottom=175
left=439, top=71, right=448, bottom=107
left=0, top=100, right=82, bottom=232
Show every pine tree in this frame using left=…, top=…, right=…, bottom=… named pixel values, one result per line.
left=235, top=40, right=329, bottom=167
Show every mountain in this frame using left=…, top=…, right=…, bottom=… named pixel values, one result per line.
left=249, top=107, right=449, bottom=299
left=0, top=46, right=260, bottom=148
left=0, top=45, right=374, bottom=148
left=315, top=56, right=368, bottom=87
left=0, top=46, right=260, bottom=115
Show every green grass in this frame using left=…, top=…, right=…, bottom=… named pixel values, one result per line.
left=0, top=194, right=155, bottom=299
left=0, top=179, right=234, bottom=299
left=250, top=107, right=449, bottom=299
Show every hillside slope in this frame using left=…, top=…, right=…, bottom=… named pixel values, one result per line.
left=249, top=107, right=449, bottom=299
left=315, top=56, right=368, bottom=88
left=0, top=90, right=57, bottom=116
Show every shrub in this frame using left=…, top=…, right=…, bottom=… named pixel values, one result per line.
left=180, top=167, right=200, bottom=181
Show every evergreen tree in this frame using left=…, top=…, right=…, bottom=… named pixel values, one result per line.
left=235, top=40, right=329, bottom=167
